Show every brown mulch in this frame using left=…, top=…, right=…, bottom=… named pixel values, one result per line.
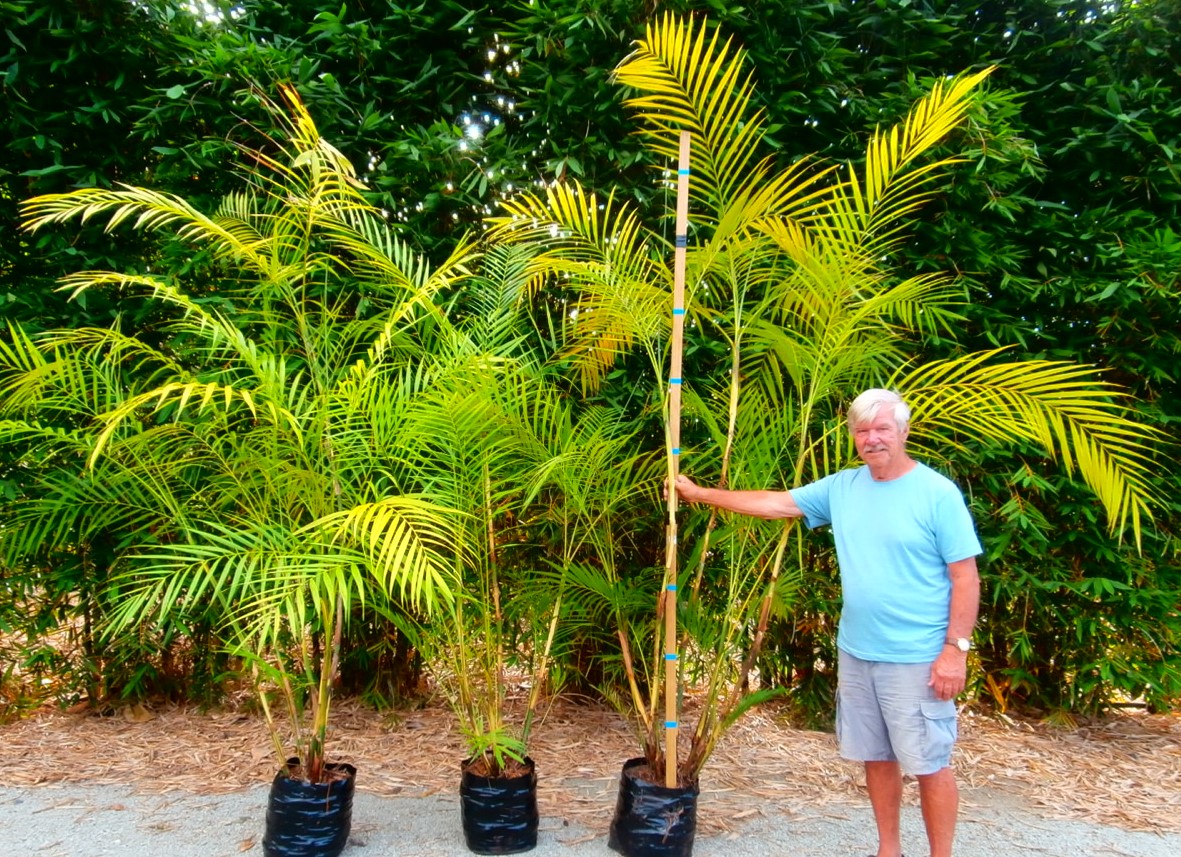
left=2, top=695, right=1178, bottom=839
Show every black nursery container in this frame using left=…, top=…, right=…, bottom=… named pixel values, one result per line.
left=263, top=759, right=357, bottom=857
left=459, top=756, right=539, bottom=854
left=608, top=757, right=699, bottom=857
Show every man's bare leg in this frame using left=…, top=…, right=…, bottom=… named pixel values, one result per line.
left=865, top=760, right=904, bottom=857
left=916, top=766, right=958, bottom=857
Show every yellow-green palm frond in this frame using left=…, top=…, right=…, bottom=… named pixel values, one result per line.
left=708, top=156, right=839, bottom=246
left=345, top=233, right=480, bottom=382
left=896, top=350, right=1164, bottom=545
left=491, top=184, right=667, bottom=315
left=679, top=169, right=839, bottom=299
left=309, top=496, right=461, bottom=614
left=525, top=409, right=657, bottom=530
left=210, top=191, right=275, bottom=260
left=53, top=281, right=290, bottom=397
left=729, top=371, right=800, bottom=489
left=236, top=86, right=370, bottom=219
left=0, top=322, right=48, bottom=379
left=106, top=521, right=371, bottom=651
left=0, top=419, right=93, bottom=458
left=0, top=323, right=60, bottom=412
left=614, top=14, right=841, bottom=233
left=331, top=208, right=479, bottom=301
left=848, top=271, right=967, bottom=339
left=614, top=13, right=765, bottom=215
left=885, top=68, right=997, bottom=173
left=783, top=319, right=906, bottom=406
left=21, top=184, right=278, bottom=276
left=54, top=271, right=217, bottom=321
left=44, top=325, right=183, bottom=391
left=21, top=88, right=373, bottom=297
left=683, top=234, right=780, bottom=321
left=824, top=67, right=994, bottom=254
left=91, top=380, right=302, bottom=467
left=278, top=84, right=366, bottom=195
left=553, top=268, right=670, bottom=394
left=757, top=266, right=962, bottom=392
left=2, top=322, right=190, bottom=421
left=756, top=206, right=969, bottom=361
left=488, top=183, right=671, bottom=392
left=490, top=183, right=639, bottom=255
left=758, top=218, right=880, bottom=309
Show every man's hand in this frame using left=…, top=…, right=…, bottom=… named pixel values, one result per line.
left=670, top=474, right=701, bottom=503
left=928, top=647, right=968, bottom=701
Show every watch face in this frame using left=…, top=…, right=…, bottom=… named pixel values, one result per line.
left=956, top=638, right=971, bottom=652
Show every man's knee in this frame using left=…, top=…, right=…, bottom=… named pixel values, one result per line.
left=915, top=766, right=958, bottom=792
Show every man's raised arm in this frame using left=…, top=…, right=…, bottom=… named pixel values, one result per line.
left=674, top=474, right=804, bottom=520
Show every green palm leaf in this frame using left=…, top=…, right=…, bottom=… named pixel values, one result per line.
left=825, top=67, right=995, bottom=256
left=896, top=351, right=1163, bottom=543
left=89, top=380, right=302, bottom=466
left=306, top=497, right=462, bottom=613
left=489, top=183, right=671, bottom=392
left=613, top=13, right=836, bottom=233
left=21, top=184, right=280, bottom=276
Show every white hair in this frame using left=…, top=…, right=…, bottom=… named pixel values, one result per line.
left=847, top=388, right=910, bottom=433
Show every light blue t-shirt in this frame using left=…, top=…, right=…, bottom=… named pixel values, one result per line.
left=791, top=462, right=982, bottom=663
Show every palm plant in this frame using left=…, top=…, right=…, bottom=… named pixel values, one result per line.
left=0, top=320, right=191, bottom=706
left=8, top=87, right=473, bottom=783
left=379, top=244, right=662, bottom=776
left=485, top=13, right=1162, bottom=786
left=385, top=323, right=555, bottom=776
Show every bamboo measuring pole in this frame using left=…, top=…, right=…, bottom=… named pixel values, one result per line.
left=664, top=130, right=691, bottom=788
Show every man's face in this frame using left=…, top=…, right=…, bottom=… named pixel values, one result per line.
left=852, top=406, right=908, bottom=471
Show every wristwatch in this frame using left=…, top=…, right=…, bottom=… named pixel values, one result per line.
left=946, top=636, right=972, bottom=653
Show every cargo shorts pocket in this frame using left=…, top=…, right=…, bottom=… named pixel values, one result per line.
left=919, top=699, right=958, bottom=770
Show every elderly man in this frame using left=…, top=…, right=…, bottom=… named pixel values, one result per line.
left=675, top=388, right=981, bottom=857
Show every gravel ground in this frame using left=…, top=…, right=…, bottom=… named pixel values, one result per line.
left=9, top=780, right=1180, bottom=857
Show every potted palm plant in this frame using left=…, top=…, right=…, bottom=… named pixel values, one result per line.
left=386, top=312, right=556, bottom=856
left=381, top=260, right=661, bottom=852
left=16, top=87, right=473, bottom=857
left=487, top=13, right=1161, bottom=856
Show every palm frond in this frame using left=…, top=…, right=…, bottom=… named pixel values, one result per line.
left=0, top=419, right=92, bottom=453
left=0, top=430, right=200, bottom=563
left=90, top=380, right=302, bottom=466
left=0, top=322, right=49, bottom=377
left=613, top=14, right=764, bottom=214
left=614, top=14, right=838, bottom=230
left=488, top=182, right=671, bottom=392
left=344, top=233, right=481, bottom=380
left=823, top=67, right=994, bottom=255
left=897, top=350, right=1164, bottom=544
left=308, top=497, right=460, bottom=614
left=21, top=184, right=281, bottom=276
left=331, top=207, right=479, bottom=298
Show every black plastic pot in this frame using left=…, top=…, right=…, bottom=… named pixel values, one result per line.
left=262, top=758, right=357, bottom=857
left=459, top=755, right=539, bottom=854
left=607, top=757, right=699, bottom=857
